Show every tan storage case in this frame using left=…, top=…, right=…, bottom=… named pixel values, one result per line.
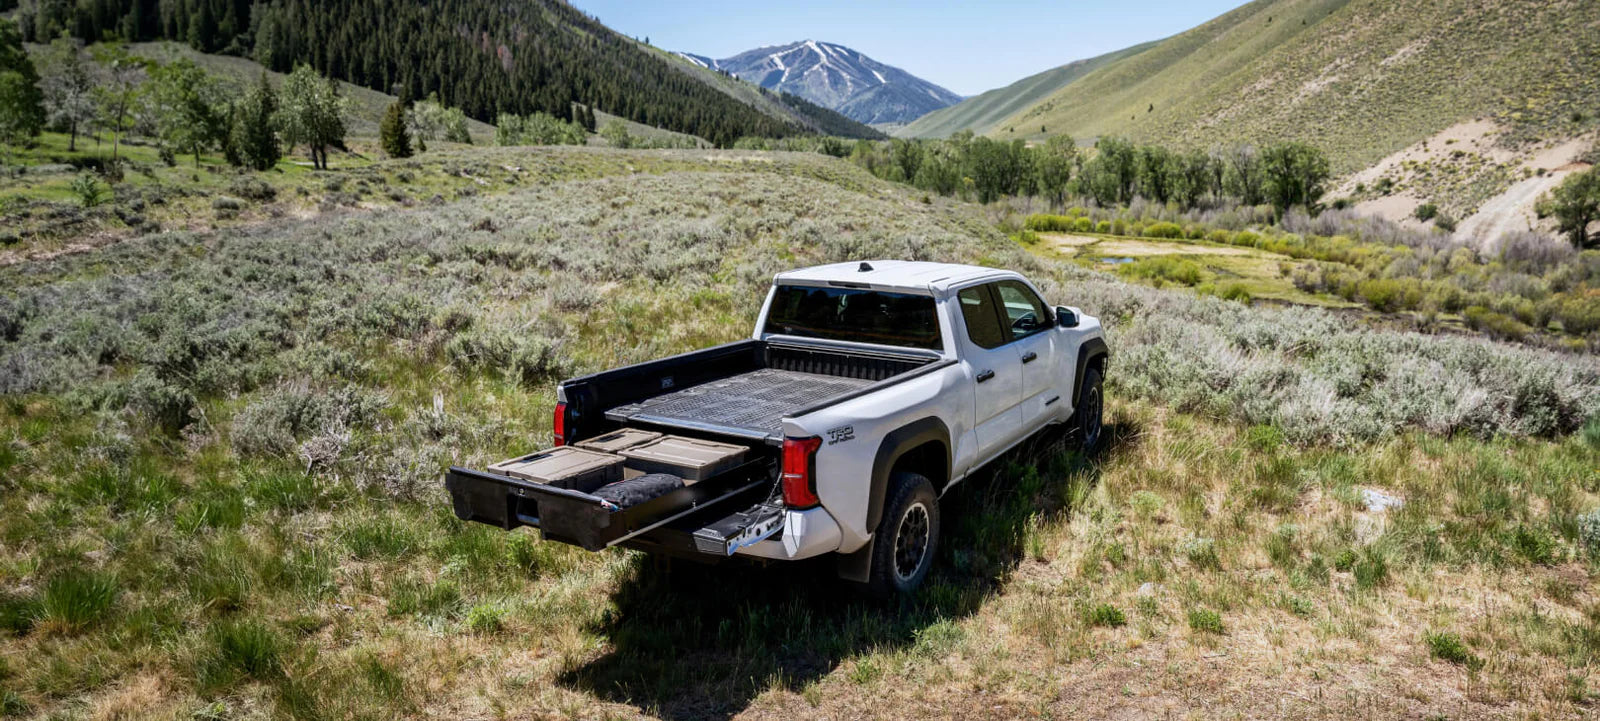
left=618, top=435, right=748, bottom=483
left=575, top=428, right=663, bottom=454
left=487, top=446, right=623, bottom=493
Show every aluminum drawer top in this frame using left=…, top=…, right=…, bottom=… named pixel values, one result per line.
left=605, top=368, right=873, bottom=440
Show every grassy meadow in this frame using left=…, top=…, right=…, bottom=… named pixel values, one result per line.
left=1, top=144, right=1599, bottom=720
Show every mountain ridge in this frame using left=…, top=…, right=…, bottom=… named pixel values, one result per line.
left=676, top=40, right=963, bottom=125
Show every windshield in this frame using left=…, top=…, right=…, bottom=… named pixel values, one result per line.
left=763, top=285, right=942, bottom=350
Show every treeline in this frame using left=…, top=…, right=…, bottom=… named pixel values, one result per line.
left=773, top=91, right=885, bottom=140
left=15, top=0, right=810, bottom=145
left=0, top=25, right=477, bottom=172
left=846, top=132, right=1333, bottom=216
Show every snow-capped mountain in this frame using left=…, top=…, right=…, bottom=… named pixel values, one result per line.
left=673, top=40, right=962, bottom=125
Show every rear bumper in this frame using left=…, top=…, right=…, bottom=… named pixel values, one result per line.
left=736, top=506, right=842, bottom=560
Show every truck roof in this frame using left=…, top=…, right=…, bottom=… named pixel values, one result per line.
left=773, top=260, right=1018, bottom=294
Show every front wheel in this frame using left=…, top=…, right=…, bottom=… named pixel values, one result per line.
left=1076, top=366, right=1104, bottom=453
left=864, top=471, right=940, bottom=597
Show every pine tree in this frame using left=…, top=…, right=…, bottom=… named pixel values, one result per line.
left=380, top=99, right=412, bottom=159
left=233, top=71, right=280, bottom=171
left=0, top=18, right=44, bottom=154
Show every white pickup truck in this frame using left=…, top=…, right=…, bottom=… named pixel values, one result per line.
left=445, top=260, right=1107, bottom=595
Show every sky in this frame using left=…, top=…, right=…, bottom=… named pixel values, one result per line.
left=569, top=1, right=1246, bottom=97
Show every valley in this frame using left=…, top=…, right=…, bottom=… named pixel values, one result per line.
left=1, top=141, right=1597, bottom=720
left=1, top=1, right=1599, bottom=719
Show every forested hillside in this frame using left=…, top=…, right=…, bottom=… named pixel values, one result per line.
left=12, top=0, right=804, bottom=145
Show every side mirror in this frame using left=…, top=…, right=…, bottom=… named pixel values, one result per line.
left=1056, top=306, right=1079, bottom=328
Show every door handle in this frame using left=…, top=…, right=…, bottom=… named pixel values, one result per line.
left=1021, top=351, right=1038, bottom=364
left=975, top=369, right=995, bottom=383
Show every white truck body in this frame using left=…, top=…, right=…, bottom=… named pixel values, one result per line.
left=444, top=260, right=1107, bottom=592
left=751, top=261, right=1103, bottom=561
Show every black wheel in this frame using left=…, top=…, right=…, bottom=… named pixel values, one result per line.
left=865, top=471, right=940, bottom=597
left=1076, top=367, right=1104, bottom=453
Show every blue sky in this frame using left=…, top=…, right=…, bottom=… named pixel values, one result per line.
left=570, top=1, right=1246, bottom=96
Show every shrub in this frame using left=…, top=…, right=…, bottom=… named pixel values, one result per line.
left=1095, top=220, right=1111, bottom=234
left=1119, top=256, right=1205, bottom=286
left=70, top=174, right=107, bottom=208
left=1023, top=214, right=1075, bottom=232
left=1082, top=603, right=1127, bottom=628
left=1357, top=278, right=1405, bottom=312
left=1187, top=608, right=1224, bottom=634
left=38, top=571, right=118, bottom=634
left=228, top=176, right=277, bottom=201
left=1463, top=306, right=1530, bottom=341
left=1579, top=508, right=1600, bottom=557
left=444, top=329, right=566, bottom=386
left=1073, top=217, right=1093, bottom=232
left=1143, top=222, right=1184, bottom=239
left=466, top=603, right=506, bottom=634
left=1511, top=524, right=1558, bottom=565
left=1424, top=631, right=1484, bottom=670
left=211, top=196, right=244, bottom=211
left=1219, top=283, right=1252, bottom=303
left=1414, top=203, right=1439, bottom=221
left=1181, top=536, right=1221, bottom=570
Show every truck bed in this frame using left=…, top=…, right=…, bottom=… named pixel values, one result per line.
left=605, top=368, right=874, bottom=441
left=444, top=339, right=952, bottom=557
left=560, top=339, right=946, bottom=445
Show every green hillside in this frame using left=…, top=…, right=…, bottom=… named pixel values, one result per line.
left=895, top=41, right=1156, bottom=139
left=13, top=0, right=807, bottom=145
left=119, top=42, right=496, bottom=142
left=992, top=0, right=1600, bottom=173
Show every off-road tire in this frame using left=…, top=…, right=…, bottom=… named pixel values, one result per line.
left=1076, top=367, right=1104, bottom=454
left=864, top=471, right=940, bottom=597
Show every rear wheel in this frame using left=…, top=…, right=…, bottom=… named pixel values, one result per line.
left=1076, top=367, right=1104, bottom=453
left=865, top=471, right=940, bottom=597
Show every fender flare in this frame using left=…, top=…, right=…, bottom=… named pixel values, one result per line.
left=1072, top=337, right=1110, bottom=408
left=865, top=416, right=952, bottom=532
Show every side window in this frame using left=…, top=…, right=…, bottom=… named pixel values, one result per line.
left=994, top=280, right=1053, bottom=340
left=957, top=285, right=1006, bottom=349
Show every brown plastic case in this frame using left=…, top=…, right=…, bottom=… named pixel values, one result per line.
left=574, top=428, right=664, bottom=454
left=618, top=435, right=748, bottom=483
left=487, top=446, right=624, bottom=493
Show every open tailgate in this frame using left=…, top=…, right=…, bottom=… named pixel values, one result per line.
left=444, top=459, right=775, bottom=552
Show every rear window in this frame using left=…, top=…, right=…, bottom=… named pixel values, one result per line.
left=763, top=285, right=942, bottom=350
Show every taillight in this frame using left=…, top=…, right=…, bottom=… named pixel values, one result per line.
left=552, top=401, right=570, bottom=446
left=781, top=436, right=823, bottom=509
